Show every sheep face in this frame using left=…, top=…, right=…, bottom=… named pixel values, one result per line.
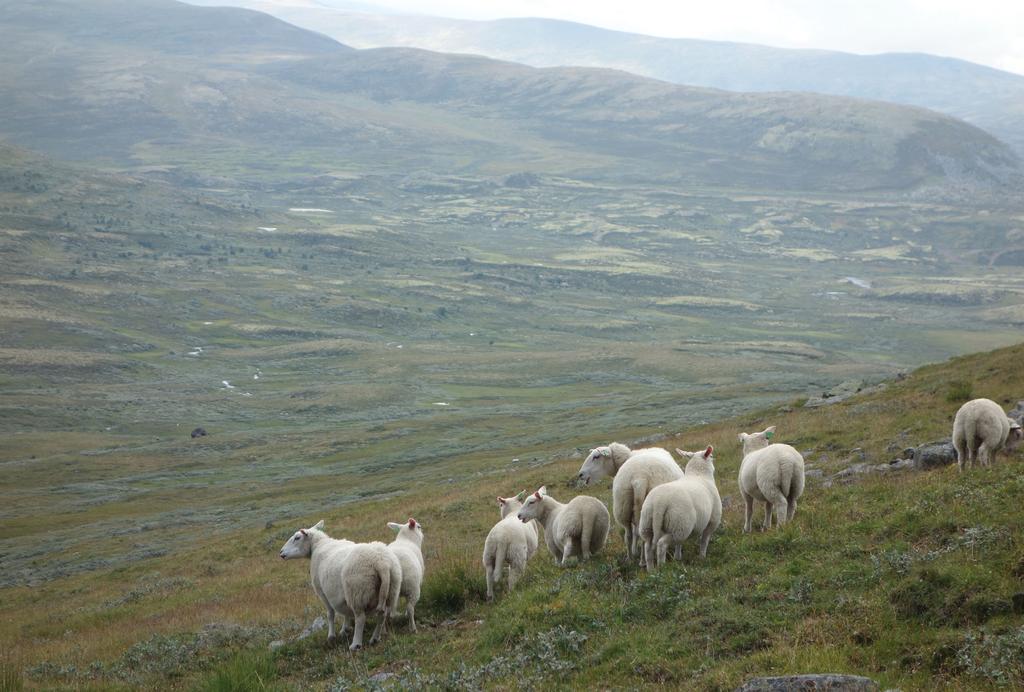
left=1008, top=420, right=1023, bottom=453
left=517, top=486, right=547, bottom=523
left=279, top=519, right=324, bottom=559
left=577, top=447, right=615, bottom=485
left=387, top=518, right=424, bottom=545
left=739, top=426, right=776, bottom=456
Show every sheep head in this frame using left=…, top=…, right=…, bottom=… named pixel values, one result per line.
left=739, top=426, right=776, bottom=456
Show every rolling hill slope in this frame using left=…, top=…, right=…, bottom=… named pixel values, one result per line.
left=3, top=341, right=1024, bottom=689
left=205, top=2, right=1024, bottom=156
left=0, top=0, right=1019, bottom=191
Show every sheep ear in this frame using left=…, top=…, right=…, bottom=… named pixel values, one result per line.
left=408, top=518, right=417, bottom=529
left=299, top=529, right=308, bottom=537
left=312, top=520, right=325, bottom=531
left=738, top=433, right=747, bottom=442
left=675, top=448, right=687, bottom=457
left=763, top=426, right=776, bottom=439
left=703, top=446, right=713, bottom=459
left=497, top=496, right=506, bottom=505
left=387, top=522, right=402, bottom=533
left=538, top=485, right=547, bottom=496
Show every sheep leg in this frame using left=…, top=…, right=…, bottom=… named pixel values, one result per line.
left=772, top=496, right=789, bottom=528
left=656, top=536, right=671, bottom=568
left=407, top=601, right=417, bottom=633
left=742, top=492, right=754, bottom=533
left=762, top=502, right=772, bottom=531
left=674, top=544, right=682, bottom=561
left=699, top=523, right=714, bottom=558
left=485, top=562, right=496, bottom=601
left=954, top=436, right=966, bottom=473
left=350, top=612, right=366, bottom=651
left=979, top=444, right=991, bottom=467
left=370, top=611, right=388, bottom=644
left=787, top=499, right=798, bottom=522
left=507, top=563, right=522, bottom=592
left=560, top=541, right=574, bottom=567
left=643, top=535, right=655, bottom=571
left=622, top=525, right=634, bottom=559
left=325, top=604, right=337, bottom=645
left=580, top=521, right=593, bottom=561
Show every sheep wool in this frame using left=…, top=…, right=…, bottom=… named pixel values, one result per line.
left=953, top=398, right=1024, bottom=472
left=386, top=518, right=425, bottom=632
left=738, top=426, right=805, bottom=532
left=638, top=446, right=722, bottom=570
left=279, top=520, right=357, bottom=647
left=482, top=491, right=539, bottom=600
left=516, top=486, right=609, bottom=566
left=340, top=541, right=403, bottom=651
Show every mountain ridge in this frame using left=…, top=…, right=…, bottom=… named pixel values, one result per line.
left=203, top=2, right=1024, bottom=155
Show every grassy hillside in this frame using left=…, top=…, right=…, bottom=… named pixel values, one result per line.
left=4, top=138, right=1024, bottom=591
left=0, top=0, right=1020, bottom=191
left=213, top=2, right=1024, bottom=156
left=3, top=342, right=1024, bottom=690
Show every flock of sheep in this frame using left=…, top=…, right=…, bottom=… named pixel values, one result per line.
left=279, top=397, right=1022, bottom=652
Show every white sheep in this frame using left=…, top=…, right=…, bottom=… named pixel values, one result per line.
left=482, top=491, right=539, bottom=600
left=516, top=486, right=609, bottom=566
left=953, top=398, right=1024, bottom=472
left=638, top=446, right=722, bottom=570
left=386, top=518, right=425, bottom=632
left=279, top=521, right=400, bottom=651
left=738, top=426, right=805, bottom=532
left=279, top=520, right=355, bottom=646
left=339, top=541, right=402, bottom=650
left=577, top=443, right=680, bottom=561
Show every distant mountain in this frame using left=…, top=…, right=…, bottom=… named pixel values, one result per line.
left=0, top=0, right=1019, bottom=192
left=200, top=2, right=1024, bottom=155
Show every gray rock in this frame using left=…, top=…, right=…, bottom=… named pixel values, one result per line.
left=1008, top=400, right=1024, bottom=425
left=805, top=469, right=825, bottom=480
left=804, top=380, right=865, bottom=407
left=268, top=639, right=286, bottom=651
left=911, top=439, right=957, bottom=470
left=736, top=674, right=880, bottom=691
left=297, top=616, right=326, bottom=640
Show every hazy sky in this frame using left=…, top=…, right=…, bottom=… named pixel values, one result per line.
left=354, top=0, right=1024, bottom=75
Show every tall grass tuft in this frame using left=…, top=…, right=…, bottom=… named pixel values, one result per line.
left=945, top=380, right=973, bottom=403
left=194, top=651, right=279, bottom=692
left=420, top=549, right=487, bottom=618
left=0, top=658, right=23, bottom=692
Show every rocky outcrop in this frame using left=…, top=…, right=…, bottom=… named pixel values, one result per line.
left=736, top=674, right=879, bottom=691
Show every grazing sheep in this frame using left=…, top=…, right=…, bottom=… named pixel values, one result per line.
left=639, top=446, right=722, bottom=570
left=340, top=542, right=402, bottom=651
left=953, top=398, right=1024, bottom=472
left=576, top=443, right=680, bottom=561
left=279, top=519, right=356, bottom=647
left=738, top=426, right=805, bottom=532
left=516, top=486, right=609, bottom=566
left=386, top=518, right=425, bottom=632
left=482, top=491, right=539, bottom=600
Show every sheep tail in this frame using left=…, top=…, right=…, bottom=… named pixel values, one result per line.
left=779, top=461, right=794, bottom=498
left=493, top=541, right=508, bottom=583
left=376, top=561, right=392, bottom=615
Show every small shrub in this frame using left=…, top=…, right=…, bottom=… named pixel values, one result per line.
left=956, top=626, right=1024, bottom=686
left=945, top=380, right=973, bottom=403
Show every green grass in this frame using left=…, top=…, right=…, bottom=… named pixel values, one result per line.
left=4, top=342, right=1024, bottom=690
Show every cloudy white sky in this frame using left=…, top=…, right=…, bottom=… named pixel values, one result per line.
left=348, top=0, right=1024, bottom=75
